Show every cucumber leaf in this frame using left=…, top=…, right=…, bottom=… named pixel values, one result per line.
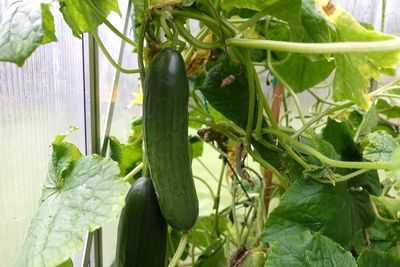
left=363, top=131, right=399, bottom=162
left=0, top=1, right=57, bottom=66
left=266, top=231, right=357, bottom=267
left=261, top=179, right=375, bottom=249
left=356, top=105, right=379, bottom=140
left=109, top=136, right=143, bottom=177
left=269, top=0, right=335, bottom=92
left=59, top=0, right=120, bottom=36
left=376, top=99, right=400, bottom=119
left=194, top=239, right=227, bottom=267
left=318, top=1, right=400, bottom=109
left=57, top=258, right=73, bottom=267
left=358, top=249, right=400, bottom=267
left=16, top=136, right=126, bottom=267
left=221, top=0, right=304, bottom=39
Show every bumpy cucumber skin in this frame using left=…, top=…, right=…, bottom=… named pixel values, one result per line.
left=115, top=177, right=167, bottom=267
left=143, top=48, right=199, bottom=231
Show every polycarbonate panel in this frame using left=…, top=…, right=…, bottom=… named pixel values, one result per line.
left=0, top=2, right=86, bottom=266
left=96, top=0, right=141, bottom=265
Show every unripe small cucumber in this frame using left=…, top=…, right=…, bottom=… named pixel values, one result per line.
left=115, top=177, right=167, bottom=267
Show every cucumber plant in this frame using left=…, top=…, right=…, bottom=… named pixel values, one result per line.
left=1, top=0, right=400, bottom=266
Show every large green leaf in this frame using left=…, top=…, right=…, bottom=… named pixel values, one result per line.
left=322, top=118, right=382, bottom=195
left=266, top=231, right=357, bottom=267
left=16, top=136, right=126, bottom=267
left=201, top=56, right=282, bottom=168
left=0, top=1, right=57, bottom=66
left=221, top=0, right=304, bottom=39
left=109, top=136, right=143, bottom=177
left=322, top=118, right=360, bottom=161
left=189, top=215, right=229, bottom=249
left=358, top=249, right=400, bottom=267
left=354, top=196, right=400, bottom=260
left=269, top=0, right=335, bottom=92
left=376, top=99, right=400, bottom=119
left=356, top=105, right=379, bottom=140
left=319, top=2, right=400, bottom=109
left=59, top=0, right=120, bottom=36
left=201, top=58, right=250, bottom=129
left=194, top=239, right=227, bottom=267
left=261, top=179, right=375, bottom=248
left=363, top=131, right=399, bottom=163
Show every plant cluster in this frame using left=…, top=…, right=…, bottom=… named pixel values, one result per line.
left=1, top=0, right=400, bottom=266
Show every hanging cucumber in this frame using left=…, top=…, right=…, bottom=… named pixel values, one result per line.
left=143, top=48, right=199, bottom=231
left=115, top=177, right=167, bottom=267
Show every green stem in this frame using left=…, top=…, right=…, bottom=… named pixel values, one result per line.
left=376, top=93, right=400, bottom=99
left=226, top=160, right=251, bottom=201
left=214, top=161, right=226, bottom=236
left=183, top=28, right=209, bottom=62
left=91, top=32, right=139, bottom=74
left=285, top=85, right=306, bottom=125
left=231, top=183, right=241, bottom=245
left=242, top=50, right=257, bottom=144
left=196, top=158, right=219, bottom=183
left=123, top=162, right=144, bottom=183
left=246, top=145, right=288, bottom=188
left=237, top=9, right=270, bottom=33
left=189, top=117, right=241, bottom=141
left=372, top=201, right=398, bottom=224
left=307, top=89, right=339, bottom=106
left=168, top=233, right=188, bottom=267
left=370, top=80, right=400, bottom=96
left=227, top=38, right=400, bottom=54
left=171, top=9, right=228, bottom=37
left=137, top=8, right=147, bottom=85
left=282, top=92, right=289, bottom=127
left=167, top=232, right=176, bottom=262
left=266, top=51, right=306, bottom=125
left=267, top=129, right=393, bottom=170
left=381, top=0, right=387, bottom=32
left=193, top=175, right=215, bottom=199
left=175, top=22, right=221, bottom=49
left=255, top=94, right=264, bottom=140
left=331, top=169, right=370, bottom=184
left=87, top=0, right=137, bottom=47
left=160, top=15, right=174, bottom=40
left=207, top=142, right=234, bottom=159
left=291, top=102, right=353, bottom=139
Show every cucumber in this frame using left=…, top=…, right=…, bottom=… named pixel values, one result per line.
left=143, top=48, right=199, bottom=231
left=115, top=177, right=167, bottom=267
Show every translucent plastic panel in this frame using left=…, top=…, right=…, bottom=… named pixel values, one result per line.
left=0, top=2, right=86, bottom=266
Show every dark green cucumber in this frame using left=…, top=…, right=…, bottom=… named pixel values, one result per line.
left=143, top=48, right=199, bottom=231
left=115, top=177, right=167, bottom=267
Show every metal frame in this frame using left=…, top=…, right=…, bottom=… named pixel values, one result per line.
left=80, top=1, right=132, bottom=266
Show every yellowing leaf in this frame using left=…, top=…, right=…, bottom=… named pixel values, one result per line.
left=317, top=1, right=400, bottom=109
left=186, top=33, right=213, bottom=76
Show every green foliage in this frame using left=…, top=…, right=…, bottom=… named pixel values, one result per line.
left=15, top=136, right=126, bottom=267
left=358, top=249, right=400, bottom=267
left=0, top=1, right=56, bottom=66
left=322, top=5, right=400, bottom=109
left=363, top=131, right=399, bottom=162
left=266, top=231, right=357, bottom=267
left=59, top=0, right=120, bottom=36
left=1, top=0, right=400, bottom=265
left=109, top=136, right=143, bottom=178
left=268, top=0, right=335, bottom=92
left=194, top=239, right=227, bottom=267
left=261, top=179, right=375, bottom=248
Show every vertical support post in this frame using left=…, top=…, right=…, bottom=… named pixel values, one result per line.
left=81, top=30, right=101, bottom=267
